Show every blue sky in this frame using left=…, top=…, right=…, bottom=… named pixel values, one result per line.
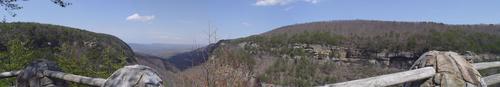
left=4, top=0, right=500, bottom=44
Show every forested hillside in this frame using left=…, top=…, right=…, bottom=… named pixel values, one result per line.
left=261, top=20, right=500, bottom=55
left=0, top=22, right=135, bottom=86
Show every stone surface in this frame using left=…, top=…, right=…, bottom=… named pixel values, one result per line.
left=404, top=51, right=485, bottom=87
left=103, top=65, right=163, bottom=87
left=278, top=43, right=419, bottom=68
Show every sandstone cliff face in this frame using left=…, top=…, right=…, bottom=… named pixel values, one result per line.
left=240, top=41, right=500, bottom=69
left=238, top=42, right=419, bottom=69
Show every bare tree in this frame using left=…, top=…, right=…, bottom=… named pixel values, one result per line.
left=207, top=23, right=218, bottom=44
left=200, top=22, right=218, bottom=86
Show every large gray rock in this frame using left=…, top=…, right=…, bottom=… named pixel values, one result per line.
left=404, top=51, right=485, bottom=87
left=103, top=65, right=163, bottom=87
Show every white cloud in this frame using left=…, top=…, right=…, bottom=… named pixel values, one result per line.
left=254, top=0, right=320, bottom=6
left=242, top=22, right=252, bottom=26
left=126, top=13, right=155, bottom=22
left=255, top=0, right=292, bottom=6
left=304, top=0, right=319, bottom=4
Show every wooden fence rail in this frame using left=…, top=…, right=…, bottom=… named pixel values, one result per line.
left=483, top=73, right=500, bottom=86
left=42, top=70, right=107, bottom=86
left=0, top=70, right=21, bottom=79
left=318, top=67, right=436, bottom=87
left=0, top=66, right=163, bottom=87
left=318, top=61, right=500, bottom=87
left=474, top=61, right=500, bottom=70
left=0, top=59, right=163, bottom=87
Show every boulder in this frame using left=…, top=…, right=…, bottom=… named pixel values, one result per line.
left=404, top=51, right=485, bottom=87
left=103, top=65, right=163, bottom=87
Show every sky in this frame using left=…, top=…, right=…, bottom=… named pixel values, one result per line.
left=4, top=0, right=500, bottom=44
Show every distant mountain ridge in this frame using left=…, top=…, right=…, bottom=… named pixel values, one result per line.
left=166, top=41, right=224, bottom=70
left=129, top=43, right=200, bottom=58
left=263, top=20, right=500, bottom=36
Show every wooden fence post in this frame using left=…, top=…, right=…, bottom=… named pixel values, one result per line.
left=16, top=59, right=68, bottom=87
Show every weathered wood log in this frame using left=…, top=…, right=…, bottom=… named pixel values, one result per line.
left=42, top=70, right=106, bottom=86
left=483, top=73, right=500, bottom=85
left=473, top=61, right=500, bottom=70
left=318, top=67, right=436, bottom=87
left=0, top=70, right=21, bottom=79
